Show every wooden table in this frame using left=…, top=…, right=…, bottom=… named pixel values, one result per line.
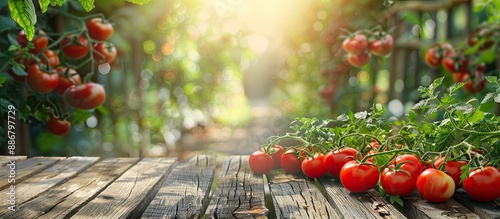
left=0, top=155, right=498, bottom=218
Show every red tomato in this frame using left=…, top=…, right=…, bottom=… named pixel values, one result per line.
left=464, top=71, right=487, bottom=94
left=347, top=52, right=369, bottom=68
left=463, top=166, right=500, bottom=202
left=468, top=27, right=496, bottom=50
left=324, top=147, right=358, bottom=177
left=263, top=145, right=284, bottom=169
left=390, top=154, right=425, bottom=180
left=380, top=168, right=416, bottom=197
left=301, top=153, right=327, bottom=178
left=424, top=43, right=454, bottom=67
left=27, top=64, right=59, bottom=93
left=92, top=42, right=117, bottom=64
left=433, top=157, right=467, bottom=189
left=17, top=30, right=49, bottom=54
left=416, top=168, right=455, bottom=202
left=340, top=161, right=380, bottom=193
left=442, top=52, right=468, bottom=73
left=342, top=34, right=368, bottom=54
left=86, top=18, right=114, bottom=41
left=60, top=35, right=90, bottom=59
left=53, top=67, right=81, bottom=95
left=46, top=116, right=71, bottom=136
left=16, top=30, right=29, bottom=47
left=280, top=149, right=304, bottom=174
left=24, top=49, right=60, bottom=68
left=368, top=33, right=393, bottom=56
left=63, top=83, right=106, bottom=110
left=248, top=151, right=274, bottom=174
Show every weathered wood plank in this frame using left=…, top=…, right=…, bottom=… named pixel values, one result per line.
left=399, top=192, right=481, bottom=219
left=319, top=177, right=407, bottom=219
left=269, top=172, right=341, bottom=219
left=1, top=158, right=138, bottom=219
left=452, top=190, right=500, bottom=219
left=0, top=156, right=27, bottom=165
left=0, top=157, right=98, bottom=216
left=70, top=157, right=176, bottom=219
left=0, top=156, right=63, bottom=190
left=142, top=155, right=217, bottom=219
left=205, top=155, right=269, bottom=218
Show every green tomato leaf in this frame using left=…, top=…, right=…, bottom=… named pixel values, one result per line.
left=495, top=93, right=500, bottom=103
left=468, top=110, right=484, bottom=124
left=0, top=76, right=6, bottom=87
left=476, top=48, right=497, bottom=64
left=481, top=93, right=495, bottom=104
left=486, top=76, right=498, bottom=84
left=51, top=0, right=66, bottom=6
left=447, top=82, right=465, bottom=94
left=39, top=0, right=50, bottom=12
left=125, top=0, right=153, bottom=5
left=71, top=109, right=93, bottom=124
left=78, top=0, right=95, bottom=12
left=7, top=0, right=36, bottom=40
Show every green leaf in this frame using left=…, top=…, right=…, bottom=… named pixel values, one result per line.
left=71, top=109, right=93, bottom=124
left=0, top=98, right=13, bottom=111
left=354, top=111, right=368, bottom=120
left=0, top=76, right=6, bottom=87
left=429, top=77, right=444, bottom=92
left=78, top=0, right=95, bottom=12
left=400, top=11, right=421, bottom=25
left=447, top=82, right=465, bottom=94
left=481, top=93, right=495, bottom=104
left=39, top=0, right=50, bottom=13
left=50, top=0, right=66, bottom=6
left=125, top=0, right=153, bottom=5
left=476, top=48, right=497, bottom=64
left=486, top=76, right=498, bottom=84
left=495, top=93, right=500, bottom=103
left=468, top=110, right=484, bottom=123
left=389, top=195, right=404, bottom=206
left=7, top=0, right=36, bottom=40
left=337, top=113, right=348, bottom=122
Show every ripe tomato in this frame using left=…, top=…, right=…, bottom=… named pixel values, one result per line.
left=424, top=43, right=454, bottom=67
left=53, top=67, right=81, bottom=95
left=93, top=42, right=117, bottom=64
left=324, top=147, right=358, bottom=177
left=86, top=18, right=114, bottom=41
left=46, top=116, right=71, bottom=136
left=463, top=166, right=500, bottom=202
left=432, top=157, right=467, bottom=189
left=442, top=52, right=468, bottom=73
left=24, top=49, right=60, bottom=68
left=342, top=34, right=368, bottom=54
left=60, top=35, right=90, bottom=59
left=347, top=52, right=369, bottom=68
left=27, top=64, right=59, bottom=93
left=416, top=168, right=455, bottom=202
left=17, top=30, right=49, bottom=54
left=63, top=83, right=106, bottom=110
left=280, top=149, right=304, bottom=174
left=248, top=151, right=274, bottom=174
left=454, top=71, right=487, bottom=93
left=368, top=33, right=393, bottom=56
left=468, top=27, right=496, bottom=50
left=390, top=154, right=425, bottom=180
left=301, top=153, right=327, bottom=178
left=263, top=145, right=284, bottom=169
left=380, top=168, right=416, bottom=197
left=340, top=161, right=379, bottom=193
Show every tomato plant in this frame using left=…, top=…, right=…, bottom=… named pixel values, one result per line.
left=416, top=168, right=455, bottom=203
left=368, top=32, right=393, bottom=56
left=340, top=161, right=379, bottom=193
left=424, top=43, right=454, bottom=67
left=463, top=166, right=500, bottom=202
left=46, top=116, right=71, bottom=136
left=60, top=34, right=90, bottom=59
left=442, top=52, right=468, bottom=73
left=248, top=150, right=274, bottom=174
left=63, top=82, right=106, bottom=110
left=26, top=64, right=59, bottom=94
left=86, top=18, right=114, bottom=41
left=280, top=149, right=304, bottom=174
left=92, top=42, right=117, bottom=64
left=323, top=147, right=358, bottom=177
left=301, top=153, right=327, bottom=178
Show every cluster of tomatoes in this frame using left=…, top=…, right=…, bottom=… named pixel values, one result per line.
left=9, top=17, right=116, bottom=135
left=342, top=31, right=394, bottom=68
left=248, top=141, right=500, bottom=203
left=424, top=23, right=498, bottom=94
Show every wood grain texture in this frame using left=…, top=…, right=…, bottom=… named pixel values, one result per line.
left=0, top=156, right=27, bottom=165
left=0, top=156, right=63, bottom=190
left=2, top=158, right=138, bottom=219
left=399, top=192, right=480, bottom=219
left=0, top=157, right=99, bottom=216
left=142, top=155, right=216, bottom=219
left=269, top=173, right=341, bottom=219
left=70, top=157, right=176, bottom=219
left=319, top=177, right=407, bottom=219
left=452, top=190, right=500, bottom=219
left=205, top=155, right=269, bottom=219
